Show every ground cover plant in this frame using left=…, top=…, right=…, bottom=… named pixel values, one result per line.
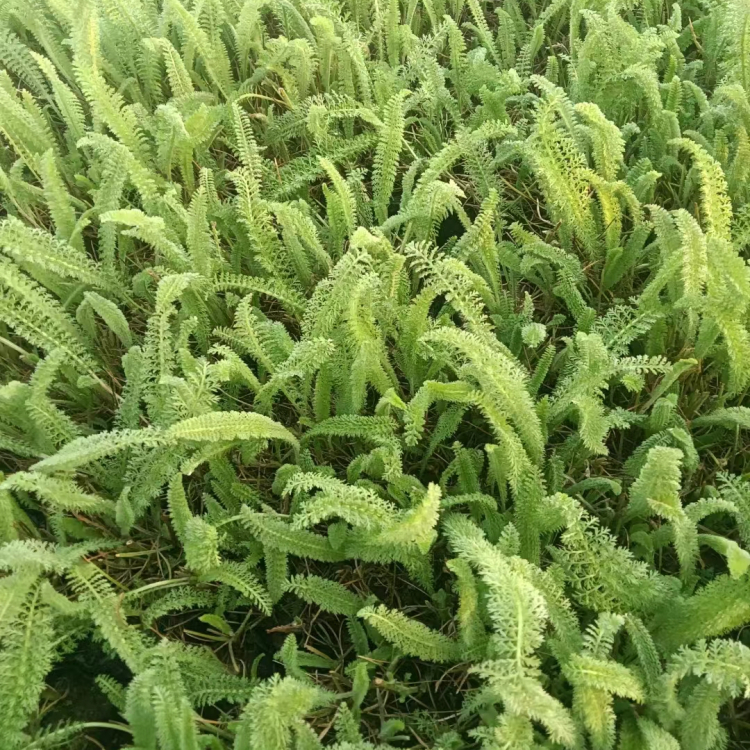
left=3, top=0, right=750, bottom=748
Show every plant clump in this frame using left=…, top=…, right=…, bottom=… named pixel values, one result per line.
left=1, top=0, right=750, bottom=748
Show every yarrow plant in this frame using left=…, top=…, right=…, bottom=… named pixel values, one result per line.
left=1, top=0, right=750, bottom=748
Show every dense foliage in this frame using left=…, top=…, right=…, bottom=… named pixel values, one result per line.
left=2, top=0, right=750, bottom=747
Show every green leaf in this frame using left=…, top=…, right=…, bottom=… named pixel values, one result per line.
left=199, top=613, right=233, bottom=635
left=358, top=604, right=459, bottom=662
left=167, top=412, right=298, bottom=450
